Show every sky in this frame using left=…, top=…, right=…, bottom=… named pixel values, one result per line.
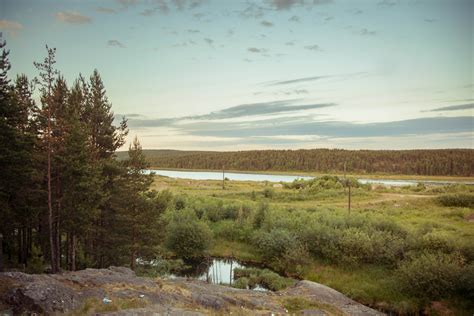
left=1, top=0, right=473, bottom=150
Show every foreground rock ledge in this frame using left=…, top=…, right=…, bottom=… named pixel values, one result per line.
left=0, top=267, right=383, bottom=315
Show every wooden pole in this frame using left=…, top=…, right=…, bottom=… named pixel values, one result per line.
left=348, top=183, right=351, bottom=214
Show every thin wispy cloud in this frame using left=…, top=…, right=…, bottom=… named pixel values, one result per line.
left=116, top=0, right=139, bottom=8
left=377, top=0, right=399, bottom=6
left=178, top=116, right=473, bottom=139
left=107, top=39, right=126, bottom=48
left=304, top=44, right=321, bottom=51
left=96, top=7, right=116, bottom=14
left=289, top=15, right=300, bottom=22
left=261, top=20, right=274, bottom=27
left=55, top=11, right=91, bottom=24
left=266, top=72, right=365, bottom=86
left=248, top=47, right=267, bottom=53
left=193, top=100, right=335, bottom=120
left=0, top=20, right=23, bottom=36
left=427, top=103, right=474, bottom=112
left=358, top=28, right=376, bottom=36
left=124, top=99, right=335, bottom=128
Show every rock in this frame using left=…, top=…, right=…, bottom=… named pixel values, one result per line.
left=0, top=268, right=385, bottom=315
left=281, top=281, right=384, bottom=315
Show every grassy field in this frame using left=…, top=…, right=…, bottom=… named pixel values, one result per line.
left=151, top=175, right=474, bottom=315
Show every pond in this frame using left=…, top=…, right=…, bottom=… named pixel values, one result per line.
left=170, top=258, right=268, bottom=291
left=145, top=169, right=474, bottom=186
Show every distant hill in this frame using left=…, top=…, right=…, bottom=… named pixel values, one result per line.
left=117, top=148, right=474, bottom=177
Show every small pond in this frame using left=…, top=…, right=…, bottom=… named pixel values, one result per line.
left=170, top=258, right=268, bottom=291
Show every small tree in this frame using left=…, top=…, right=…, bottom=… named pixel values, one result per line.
left=165, top=209, right=212, bottom=260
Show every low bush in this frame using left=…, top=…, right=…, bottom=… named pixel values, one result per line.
left=437, top=193, right=474, bottom=208
left=165, top=209, right=212, bottom=259
left=233, top=267, right=295, bottom=291
left=252, top=228, right=296, bottom=261
left=262, top=187, right=275, bottom=198
left=396, top=251, right=465, bottom=301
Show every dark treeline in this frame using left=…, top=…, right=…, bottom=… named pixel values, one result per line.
left=133, top=148, right=474, bottom=176
left=0, top=35, right=163, bottom=273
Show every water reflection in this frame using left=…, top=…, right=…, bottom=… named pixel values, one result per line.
left=173, top=258, right=268, bottom=291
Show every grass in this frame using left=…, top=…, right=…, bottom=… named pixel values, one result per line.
left=283, top=297, right=345, bottom=315
left=152, top=174, right=474, bottom=314
left=70, top=297, right=148, bottom=315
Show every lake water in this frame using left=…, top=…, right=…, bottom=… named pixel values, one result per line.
left=146, top=169, right=474, bottom=186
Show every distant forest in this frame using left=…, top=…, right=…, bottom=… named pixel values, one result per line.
left=118, top=149, right=474, bottom=177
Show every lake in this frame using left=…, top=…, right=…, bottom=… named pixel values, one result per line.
left=146, top=169, right=474, bottom=186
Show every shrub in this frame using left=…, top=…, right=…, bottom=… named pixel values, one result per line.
left=233, top=267, right=295, bottom=291
left=457, top=263, right=474, bottom=301
left=26, top=245, right=45, bottom=274
left=252, top=228, right=296, bottom=261
left=233, top=276, right=249, bottom=289
left=214, top=220, right=253, bottom=243
left=276, top=242, right=311, bottom=277
left=253, top=202, right=268, bottom=228
left=396, top=252, right=464, bottom=301
left=153, top=189, right=174, bottom=212
left=437, top=193, right=474, bottom=208
left=174, top=195, right=186, bottom=210
left=165, top=210, right=212, bottom=259
left=262, top=187, right=275, bottom=198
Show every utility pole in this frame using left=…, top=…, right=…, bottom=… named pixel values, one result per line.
left=345, top=161, right=351, bottom=213
left=348, top=183, right=351, bottom=214
left=222, top=166, right=225, bottom=190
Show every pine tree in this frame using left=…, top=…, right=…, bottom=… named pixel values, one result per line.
left=34, top=46, right=59, bottom=273
left=60, top=80, right=101, bottom=271
left=117, top=136, right=156, bottom=270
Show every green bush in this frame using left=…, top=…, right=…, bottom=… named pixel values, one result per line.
left=174, top=195, right=186, bottom=210
left=457, top=263, right=474, bottom=301
left=262, top=187, right=275, bottom=198
left=253, top=202, right=268, bottom=228
left=437, top=193, right=474, bottom=208
left=233, top=267, right=295, bottom=291
left=213, top=220, right=253, bottom=243
left=396, top=252, right=464, bottom=301
left=165, top=209, right=212, bottom=259
left=276, top=242, right=311, bottom=277
left=26, top=245, right=45, bottom=274
left=252, top=228, right=296, bottom=261
left=233, top=276, right=249, bottom=289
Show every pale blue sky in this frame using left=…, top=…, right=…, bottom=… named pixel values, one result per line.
left=1, top=0, right=473, bottom=150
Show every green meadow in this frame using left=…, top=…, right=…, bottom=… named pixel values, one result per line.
left=152, top=175, right=474, bottom=315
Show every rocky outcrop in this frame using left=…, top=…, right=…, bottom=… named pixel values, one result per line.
left=0, top=267, right=384, bottom=315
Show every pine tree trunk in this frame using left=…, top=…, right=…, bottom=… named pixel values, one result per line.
left=0, top=232, right=3, bottom=272
left=130, top=223, right=136, bottom=271
left=55, top=175, right=61, bottom=271
left=17, top=228, right=23, bottom=266
left=71, top=233, right=76, bottom=271
left=66, top=232, right=70, bottom=270
left=47, top=112, right=57, bottom=273
left=22, top=227, right=27, bottom=266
